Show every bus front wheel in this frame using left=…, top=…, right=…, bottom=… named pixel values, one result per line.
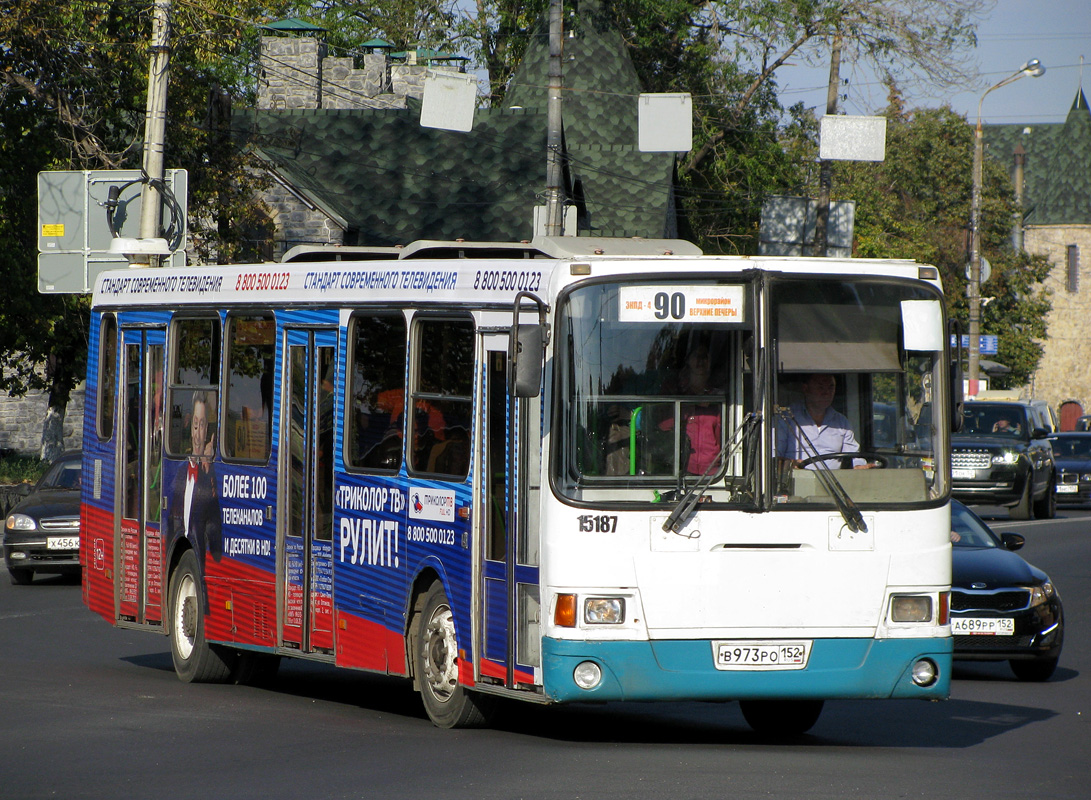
left=739, top=699, right=824, bottom=736
left=168, top=549, right=233, bottom=683
left=414, top=582, right=494, bottom=728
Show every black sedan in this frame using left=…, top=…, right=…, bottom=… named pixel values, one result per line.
left=3, top=452, right=81, bottom=585
left=950, top=499, right=1063, bottom=680
left=1048, top=432, right=1091, bottom=505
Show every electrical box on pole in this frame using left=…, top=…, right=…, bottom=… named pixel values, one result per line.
left=37, top=169, right=188, bottom=294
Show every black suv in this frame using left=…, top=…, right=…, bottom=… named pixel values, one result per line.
left=951, top=401, right=1056, bottom=519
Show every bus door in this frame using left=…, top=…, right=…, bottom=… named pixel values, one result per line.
left=117, top=327, right=167, bottom=626
left=279, top=328, right=337, bottom=654
left=478, top=334, right=542, bottom=690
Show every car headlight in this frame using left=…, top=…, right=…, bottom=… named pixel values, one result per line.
left=991, top=451, right=1020, bottom=465
left=5, top=513, right=37, bottom=532
left=584, top=597, right=625, bottom=624
left=1026, top=582, right=1055, bottom=608
left=1081, top=474, right=1091, bottom=482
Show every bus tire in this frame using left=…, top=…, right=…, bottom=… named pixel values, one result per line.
left=414, top=582, right=494, bottom=728
left=168, top=549, right=233, bottom=684
left=739, top=699, right=824, bottom=736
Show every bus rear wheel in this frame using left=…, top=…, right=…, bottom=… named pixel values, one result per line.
left=168, top=549, right=233, bottom=683
left=414, top=582, right=493, bottom=728
left=739, top=699, right=824, bottom=736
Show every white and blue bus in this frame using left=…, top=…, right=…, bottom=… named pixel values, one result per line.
left=81, top=236, right=956, bottom=734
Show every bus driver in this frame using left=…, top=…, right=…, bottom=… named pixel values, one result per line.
left=777, top=373, right=871, bottom=469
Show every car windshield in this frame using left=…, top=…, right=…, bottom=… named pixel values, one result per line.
left=961, top=404, right=1028, bottom=437
left=39, top=457, right=82, bottom=491
left=1049, top=436, right=1091, bottom=459
left=950, top=501, right=999, bottom=548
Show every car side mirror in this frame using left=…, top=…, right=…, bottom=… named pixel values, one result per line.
left=1031, top=427, right=1049, bottom=440
left=1001, top=532, right=1025, bottom=551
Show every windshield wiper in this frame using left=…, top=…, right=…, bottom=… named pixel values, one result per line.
left=776, top=407, right=868, bottom=534
left=662, top=412, right=760, bottom=534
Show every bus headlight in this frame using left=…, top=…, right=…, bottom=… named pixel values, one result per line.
left=891, top=595, right=933, bottom=623
left=584, top=597, right=625, bottom=624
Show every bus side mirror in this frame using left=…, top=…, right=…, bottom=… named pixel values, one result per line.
left=509, top=291, right=549, bottom=398
left=509, top=324, right=544, bottom=398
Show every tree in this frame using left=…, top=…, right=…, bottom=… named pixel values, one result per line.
left=832, top=99, right=1051, bottom=388
left=0, top=0, right=292, bottom=458
left=457, top=0, right=549, bottom=107
left=280, top=1, right=463, bottom=61
left=597, top=0, right=989, bottom=252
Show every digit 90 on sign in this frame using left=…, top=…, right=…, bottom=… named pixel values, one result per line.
left=654, top=291, right=686, bottom=320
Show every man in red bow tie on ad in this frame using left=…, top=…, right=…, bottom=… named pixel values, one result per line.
left=169, top=392, right=222, bottom=610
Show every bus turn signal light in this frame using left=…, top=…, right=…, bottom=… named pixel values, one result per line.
left=555, top=593, right=577, bottom=627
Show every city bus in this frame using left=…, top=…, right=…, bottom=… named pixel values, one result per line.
left=80, top=236, right=957, bottom=734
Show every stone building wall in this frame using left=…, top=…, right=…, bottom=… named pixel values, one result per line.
left=258, top=36, right=323, bottom=109
left=254, top=35, right=439, bottom=251
left=1022, top=224, right=1091, bottom=411
left=262, top=178, right=346, bottom=261
left=0, top=384, right=86, bottom=457
left=258, top=37, right=418, bottom=111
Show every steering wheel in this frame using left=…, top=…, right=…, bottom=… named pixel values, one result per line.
left=796, top=451, right=889, bottom=469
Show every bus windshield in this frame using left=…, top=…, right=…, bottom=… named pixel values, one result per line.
left=554, top=276, right=947, bottom=509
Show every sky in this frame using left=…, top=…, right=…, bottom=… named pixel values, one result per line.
left=774, top=0, right=1091, bottom=125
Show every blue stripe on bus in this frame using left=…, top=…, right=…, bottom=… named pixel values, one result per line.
left=541, top=637, right=952, bottom=702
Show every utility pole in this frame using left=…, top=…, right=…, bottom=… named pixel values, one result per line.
left=544, top=0, right=565, bottom=236
left=137, top=0, right=172, bottom=264
left=813, top=32, right=842, bottom=257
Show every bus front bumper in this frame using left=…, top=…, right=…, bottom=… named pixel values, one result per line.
left=541, top=636, right=952, bottom=703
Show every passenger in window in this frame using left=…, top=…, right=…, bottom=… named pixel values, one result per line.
left=777, top=373, right=872, bottom=469
left=992, top=416, right=1021, bottom=435
left=412, top=400, right=448, bottom=471
left=659, top=344, right=723, bottom=475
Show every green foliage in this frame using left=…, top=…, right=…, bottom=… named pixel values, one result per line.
left=0, top=454, right=49, bottom=486
left=0, top=0, right=295, bottom=453
left=831, top=102, right=1052, bottom=387
left=456, top=0, right=549, bottom=106
left=280, top=1, right=462, bottom=57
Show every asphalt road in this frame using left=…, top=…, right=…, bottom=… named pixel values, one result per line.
left=2, top=506, right=1088, bottom=800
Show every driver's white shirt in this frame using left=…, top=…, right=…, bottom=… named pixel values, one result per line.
left=777, top=402, right=864, bottom=468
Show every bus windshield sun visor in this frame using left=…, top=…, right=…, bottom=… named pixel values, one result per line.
left=777, top=304, right=902, bottom=373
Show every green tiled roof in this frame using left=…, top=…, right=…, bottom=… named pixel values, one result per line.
left=506, top=0, right=675, bottom=237
left=243, top=0, right=675, bottom=244
left=985, top=89, right=1091, bottom=226
left=264, top=18, right=326, bottom=33
left=238, top=104, right=546, bottom=245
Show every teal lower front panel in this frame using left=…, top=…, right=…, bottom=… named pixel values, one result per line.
left=541, top=636, right=952, bottom=703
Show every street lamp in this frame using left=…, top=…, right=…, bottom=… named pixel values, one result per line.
left=968, top=59, right=1045, bottom=396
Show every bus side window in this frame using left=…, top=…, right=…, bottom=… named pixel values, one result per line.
left=411, top=316, right=474, bottom=479
left=167, top=316, right=221, bottom=458
left=223, top=315, right=274, bottom=462
left=346, top=312, right=408, bottom=472
left=98, top=314, right=118, bottom=439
